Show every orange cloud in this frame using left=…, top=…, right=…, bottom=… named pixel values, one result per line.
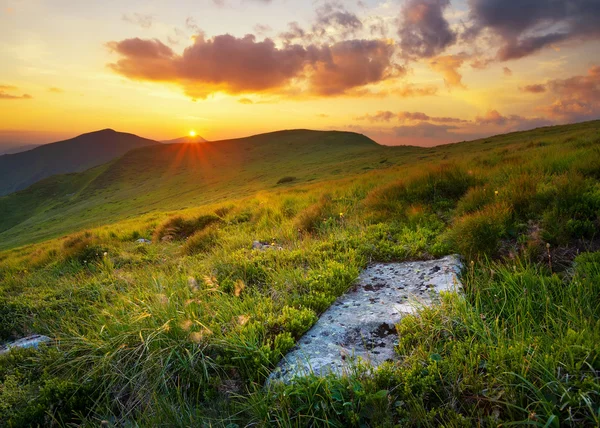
left=538, top=65, right=600, bottom=121
left=107, top=34, right=399, bottom=99
left=429, top=55, right=466, bottom=89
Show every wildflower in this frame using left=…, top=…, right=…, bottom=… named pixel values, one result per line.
left=494, top=190, right=499, bottom=196
left=339, top=212, right=344, bottom=218
left=103, top=252, right=108, bottom=257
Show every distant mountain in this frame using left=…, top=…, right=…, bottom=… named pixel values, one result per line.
left=162, top=135, right=208, bottom=144
left=0, top=129, right=401, bottom=248
left=0, top=143, right=42, bottom=156
left=0, top=129, right=159, bottom=196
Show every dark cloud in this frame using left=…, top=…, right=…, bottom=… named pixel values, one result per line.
left=521, top=84, right=546, bottom=93
left=398, top=0, right=456, bottom=59
left=309, top=39, right=399, bottom=96
left=467, top=0, right=600, bottom=60
left=503, top=67, right=512, bottom=76
left=313, top=2, right=363, bottom=40
left=107, top=35, right=399, bottom=98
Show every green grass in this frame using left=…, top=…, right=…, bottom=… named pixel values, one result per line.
left=0, top=121, right=599, bottom=426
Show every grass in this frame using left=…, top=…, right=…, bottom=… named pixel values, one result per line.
left=0, top=121, right=599, bottom=426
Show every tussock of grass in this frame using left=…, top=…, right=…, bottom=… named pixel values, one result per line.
left=153, top=214, right=221, bottom=242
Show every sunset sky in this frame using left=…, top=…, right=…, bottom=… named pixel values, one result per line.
left=1, top=0, right=599, bottom=148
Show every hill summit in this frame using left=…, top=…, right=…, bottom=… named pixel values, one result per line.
left=0, top=129, right=158, bottom=196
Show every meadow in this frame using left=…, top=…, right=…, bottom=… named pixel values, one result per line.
left=0, top=121, right=599, bottom=426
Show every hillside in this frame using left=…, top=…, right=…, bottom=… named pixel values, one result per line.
left=0, top=129, right=423, bottom=249
left=0, top=121, right=599, bottom=427
left=0, top=129, right=158, bottom=196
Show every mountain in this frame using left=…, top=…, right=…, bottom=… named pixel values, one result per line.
left=0, top=143, right=42, bottom=156
left=0, top=129, right=419, bottom=248
left=162, top=135, right=208, bottom=144
left=0, top=129, right=159, bottom=197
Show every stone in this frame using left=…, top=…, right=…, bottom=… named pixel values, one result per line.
left=0, top=335, right=52, bottom=355
left=268, top=255, right=462, bottom=384
left=136, top=238, right=152, bottom=244
left=252, top=240, right=283, bottom=251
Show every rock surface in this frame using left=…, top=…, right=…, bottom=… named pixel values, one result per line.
left=0, top=335, right=52, bottom=355
left=268, top=255, right=463, bottom=383
left=252, top=240, right=283, bottom=251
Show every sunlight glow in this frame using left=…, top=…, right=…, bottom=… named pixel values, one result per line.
left=189, top=130, right=197, bottom=137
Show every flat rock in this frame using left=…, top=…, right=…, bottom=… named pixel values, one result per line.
left=268, top=255, right=462, bottom=383
left=0, top=335, right=52, bottom=355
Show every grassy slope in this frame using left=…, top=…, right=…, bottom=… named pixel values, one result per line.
left=0, top=130, right=423, bottom=249
left=0, top=121, right=599, bottom=427
left=0, top=129, right=159, bottom=197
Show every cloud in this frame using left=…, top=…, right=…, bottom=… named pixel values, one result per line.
left=238, top=98, right=254, bottom=104
left=429, top=54, right=466, bottom=88
left=398, top=0, right=456, bottom=59
left=503, top=67, right=512, bottom=76
left=312, top=2, right=363, bottom=41
left=253, top=24, right=272, bottom=36
left=521, top=84, right=546, bottom=93
left=393, top=83, right=438, bottom=97
left=48, top=87, right=64, bottom=93
left=537, top=65, right=600, bottom=122
left=122, top=13, right=154, bottom=29
left=467, top=0, right=600, bottom=60
left=393, top=122, right=459, bottom=139
left=356, top=110, right=468, bottom=123
left=308, top=39, right=399, bottom=96
left=475, top=109, right=553, bottom=130
left=0, top=85, right=32, bottom=100
left=107, top=34, right=399, bottom=98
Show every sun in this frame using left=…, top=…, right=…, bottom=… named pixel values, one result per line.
left=189, top=130, right=197, bottom=137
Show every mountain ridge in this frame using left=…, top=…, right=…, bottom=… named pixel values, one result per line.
left=0, top=129, right=159, bottom=196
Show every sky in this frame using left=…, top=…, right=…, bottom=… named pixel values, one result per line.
left=0, top=0, right=599, bottom=148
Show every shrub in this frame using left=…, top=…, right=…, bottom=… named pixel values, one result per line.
left=153, top=214, right=221, bottom=242
left=277, top=176, right=296, bottom=185
left=294, top=194, right=332, bottom=233
left=446, top=203, right=512, bottom=257
left=61, top=232, right=106, bottom=263
left=182, top=226, right=220, bottom=255
left=456, top=186, right=493, bottom=215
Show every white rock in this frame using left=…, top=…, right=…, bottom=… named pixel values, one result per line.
left=0, top=335, right=52, bottom=355
left=268, top=255, right=463, bottom=384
